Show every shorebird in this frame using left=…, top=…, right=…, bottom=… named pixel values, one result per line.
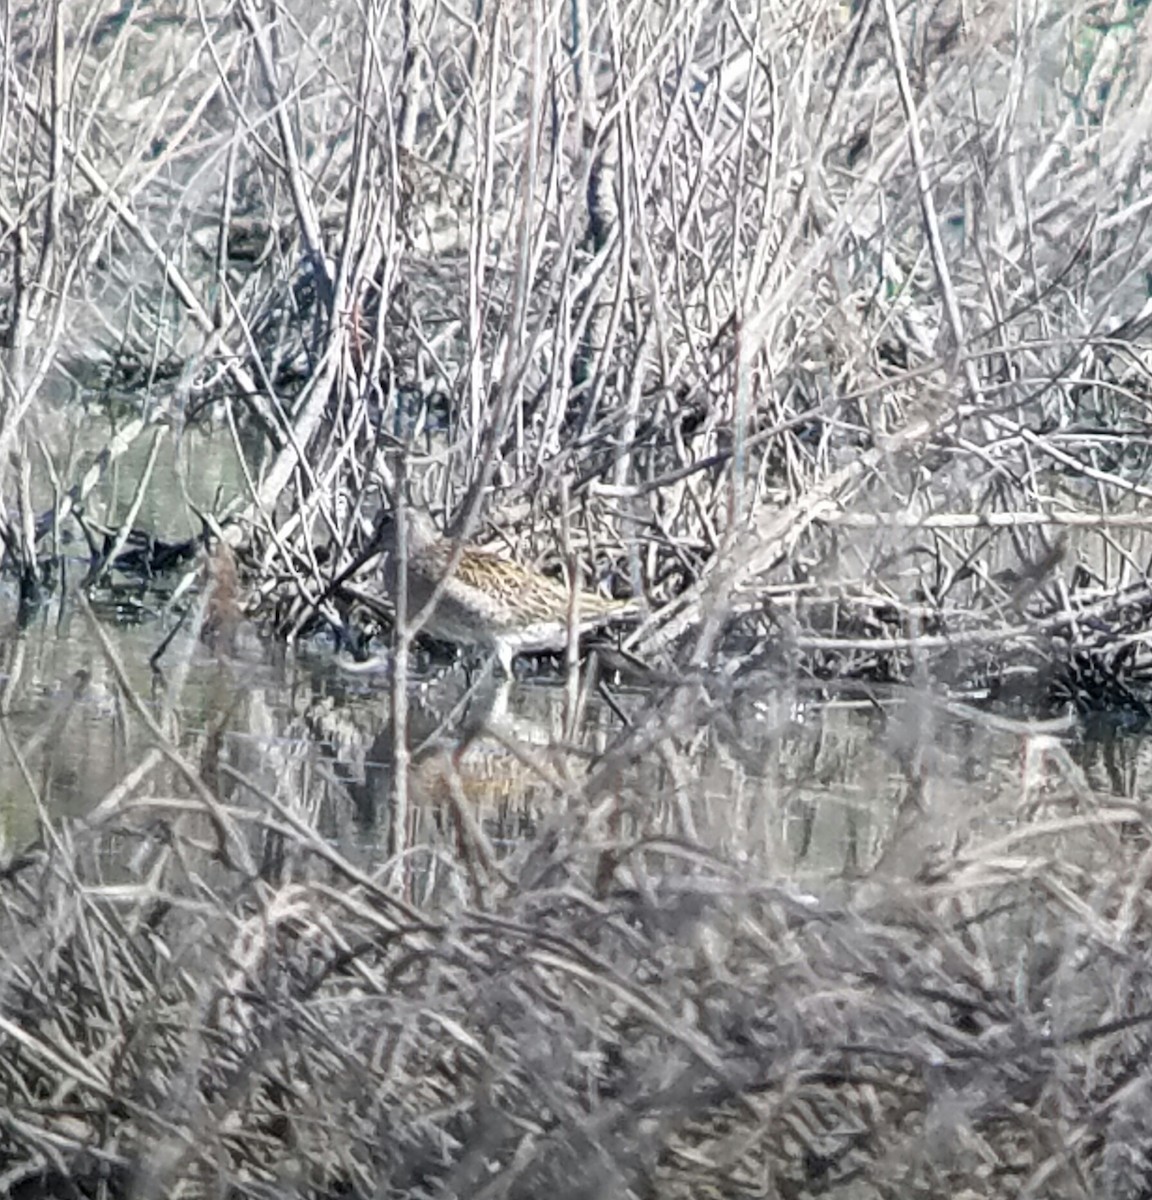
left=372, top=510, right=640, bottom=676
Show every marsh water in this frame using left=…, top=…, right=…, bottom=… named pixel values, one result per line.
left=0, top=580, right=1138, bottom=886
left=0, top=412, right=1142, bottom=883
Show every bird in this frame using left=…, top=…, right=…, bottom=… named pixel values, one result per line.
left=365, top=510, right=640, bottom=676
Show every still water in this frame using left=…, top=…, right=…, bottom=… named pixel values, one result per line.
left=0, top=583, right=1128, bottom=894
left=5, top=401, right=1145, bottom=892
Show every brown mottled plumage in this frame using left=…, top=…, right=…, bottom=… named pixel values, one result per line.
left=381, top=511, right=639, bottom=674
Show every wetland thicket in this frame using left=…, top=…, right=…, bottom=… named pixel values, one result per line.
left=4, top=1, right=1152, bottom=1196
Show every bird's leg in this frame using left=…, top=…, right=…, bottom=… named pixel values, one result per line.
left=495, top=639, right=514, bottom=681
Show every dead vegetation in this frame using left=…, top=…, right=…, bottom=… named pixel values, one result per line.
left=3, top=0, right=1152, bottom=1195
left=0, top=0, right=1147, bottom=704
left=4, top=743, right=1152, bottom=1198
